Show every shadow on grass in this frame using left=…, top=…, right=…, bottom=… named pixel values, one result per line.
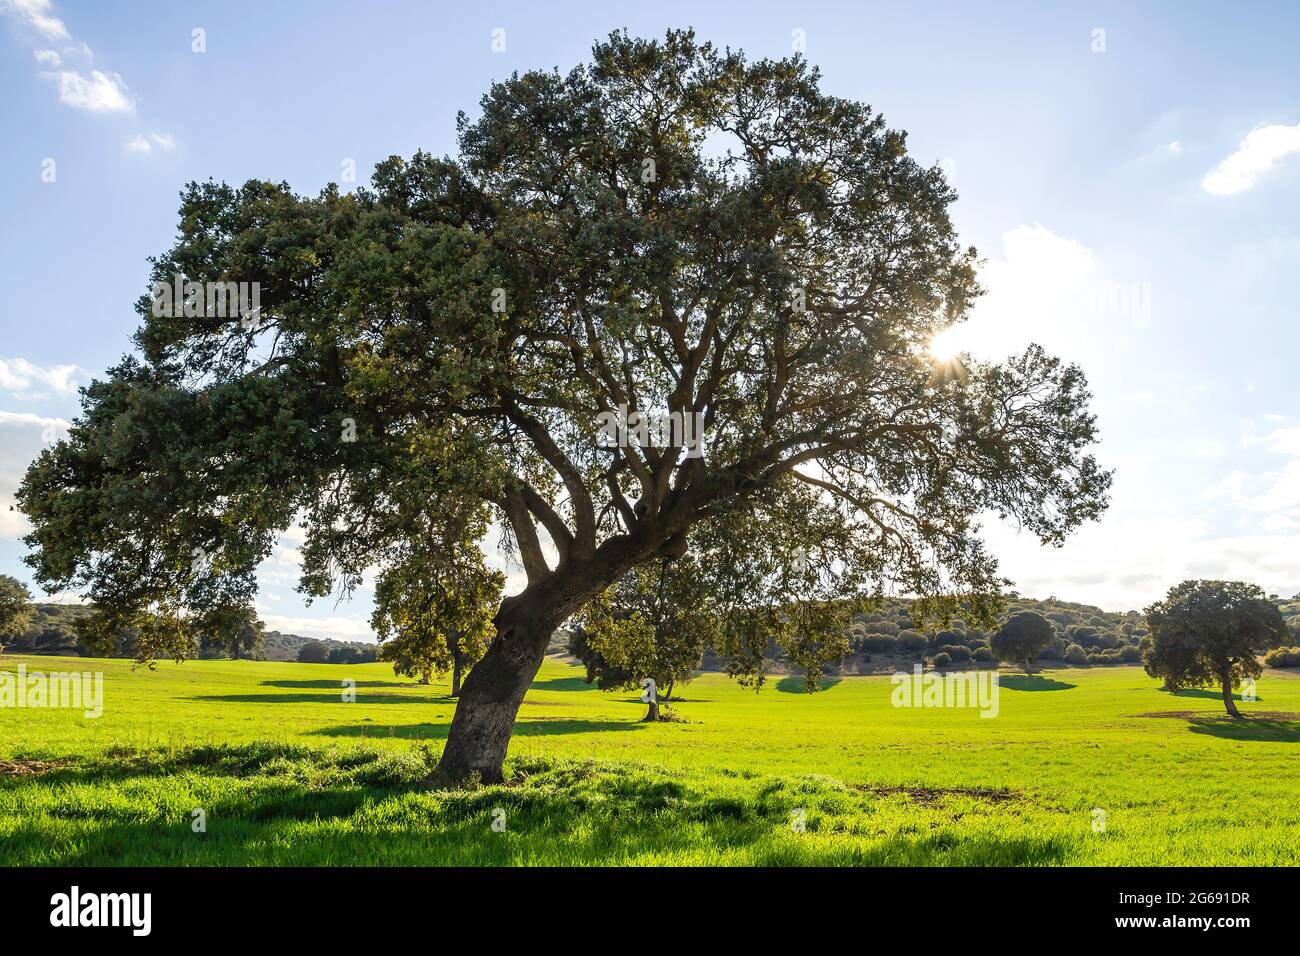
left=0, top=806, right=1075, bottom=866
left=999, top=675, right=1077, bottom=692
left=529, top=676, right=597, bottom=692
left=308, top=718, right=644, bottom=740
left=260, top=679, right=421, bottom=690
left=0, top=745, right=1075, bottom=866
left=1184, top=717, right=1300, bottom=742
left=1172, top=688, right=1260, bottom=703
left=775, top=676, right=843, bottom=693
left=186, top=692, right=453, bottom=705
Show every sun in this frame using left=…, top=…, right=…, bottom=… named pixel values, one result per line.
left=927, top=327, right=966, bottom=362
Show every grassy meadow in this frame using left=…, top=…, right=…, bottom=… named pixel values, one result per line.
left=2, top=653, right=1298, bottom=865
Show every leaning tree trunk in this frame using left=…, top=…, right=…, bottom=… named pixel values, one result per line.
left=431, top=539, right=658, bottom=785
left=434, top=613, right=552, bottom=783
left=1221, top=674, right=1241, bottom=718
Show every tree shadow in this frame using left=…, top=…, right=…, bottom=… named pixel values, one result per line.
left=260, top=679, right=419, bottom=690
left=0, top=754, right=1076, bottom=866
left=775, top=675, right=843, bottom=693
left=999, top=675, right=1076, bottom=692
left=1184, top=717, right=1300, bottom=742
left=187, top=692, right=452, bottom=705
left=1172, top=688, right=1260, bottom=703
left=307, top=718, right=645, bottom=740
left=529, top=676, right=597, bottom=692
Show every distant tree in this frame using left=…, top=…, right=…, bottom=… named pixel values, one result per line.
left=1265, top=647, right=1300, bottom=668
left=572, top=556, right=719, bottom=720
left=991, top=611, right=1055, bottom=673
left=198, top=605, right=265, bottom=660
left=372, top=519, right=503, bottom=697
left=0, top=575, right=34, bottom=652
left=896, top=630, right=929, bottom=657
left=298, top=641, right=330, bottom=664
left=328, top=645, right=359, bottom=664
left=1064, top=643, right=1089, bottom=665
left=1144, top=580, right=1287, bottom=717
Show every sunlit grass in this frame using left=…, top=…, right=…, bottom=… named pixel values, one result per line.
left=2, top=654, right=1297, bottom=865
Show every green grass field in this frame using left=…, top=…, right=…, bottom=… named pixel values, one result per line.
left=2, top=653, right=1298, bottom=865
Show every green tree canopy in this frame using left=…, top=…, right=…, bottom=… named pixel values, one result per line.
left=297, top=641, right=330, bottom=664
left=373, top=513, right=504, bottom=695
left=571, top=554, right=721, bottom=719
left=990, top=611, right=1055, bottom=673
left=0, top=575, right=34, bottom=648
left=1143, top=579, right=1287, bottom=717
left=17, top=30, right=1109, bottom=782
left=198, top=605, right=265, bottom=660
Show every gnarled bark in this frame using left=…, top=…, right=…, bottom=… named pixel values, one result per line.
left=431, top=544, right=651, bottom=784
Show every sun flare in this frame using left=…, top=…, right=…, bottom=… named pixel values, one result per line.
left=927, top=327, right=966, bottom=362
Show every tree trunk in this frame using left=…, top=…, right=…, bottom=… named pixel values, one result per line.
left=643, top=698, right=660, bottom=722
left=433, top=578, right=591, bottom=784
left=431, top=540, right=658, bottom=786
left=1222, top=675, right=1241, bottom=718
left=451, top=653, right=463, bottom=698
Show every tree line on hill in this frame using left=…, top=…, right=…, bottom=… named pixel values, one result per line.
left=5, top=568, right=1300, bottom=722
left=0, top=577, right=378, bottom=664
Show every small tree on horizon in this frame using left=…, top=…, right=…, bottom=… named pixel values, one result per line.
left=199, top=605, right=265, bottom=660
left=991, top=611, right=1054, bottom=673
left=1143, top=579, right=1287, bottom=718
left=570, top=555, right=720, bottom=719
left=297, top=640, right=330, bottom=664
left=372, top=533, right=503, bottom=696
left=0, top=574, right=35, bottom=653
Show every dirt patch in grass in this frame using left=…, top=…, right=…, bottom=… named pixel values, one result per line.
left=1136, top=710, right=1300, bottom=720
left=0, top=759, right=67, bottom=777
left=855, top=784, right=1018, bottom=805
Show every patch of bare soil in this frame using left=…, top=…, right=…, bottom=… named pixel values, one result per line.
left=1135, top=710, right=1300, bottom=720
left=856, top=784, right=1018, bottom=804
left=0, top=758, right=66, bottom=777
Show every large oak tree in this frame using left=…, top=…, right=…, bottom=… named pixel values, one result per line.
left=18, top=31, right=1109, bottom=783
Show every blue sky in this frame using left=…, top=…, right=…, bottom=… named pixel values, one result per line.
left=2, top=0, right=1299, bottom=639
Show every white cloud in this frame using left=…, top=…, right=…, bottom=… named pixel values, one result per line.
left=0, top=357, right=80, bottom=399
left=32, top=47, right=59, bottom=65
left=0, top=410, right=70, bottom=430
left=124, top=132, right=176, bottom=154
left=50, top=68, right=134, bottom=112
left=1207, top=460, right=1300, bottom=517
left=1202, top=123, right=1300, bottom=195
left=0, top=409, right=73, bottom=541
left=1263, top=427, right=1300, bottom=456
left=930, top=224, right=1098, bottom=360
left=1, top=0, right=69, bottom=40
left=0, top=361, right=79, bottom=403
